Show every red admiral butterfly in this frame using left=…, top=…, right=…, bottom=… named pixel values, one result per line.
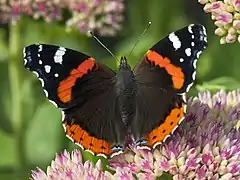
left=23, top=24, right=207, bottom=158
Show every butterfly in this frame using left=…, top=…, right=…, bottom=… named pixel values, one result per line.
left=23, top=24, right=207, bottom=158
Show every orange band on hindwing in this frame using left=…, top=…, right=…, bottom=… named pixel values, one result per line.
left=146, top=50, right=184, bottom=89
left=144, top=103, right=185, bottom=148
left=63, top=120, right=114, bottom=157
left=57, top=58, right=96, bottom=103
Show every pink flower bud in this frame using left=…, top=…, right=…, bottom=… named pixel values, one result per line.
left=198, top=0, right=210, bottom=5
left=233, top=20, right=240, bottom=30
left=215, top=27, right=227, bottom=36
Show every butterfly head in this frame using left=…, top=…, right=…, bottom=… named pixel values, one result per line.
left=119, top=56, right=131, bottom=70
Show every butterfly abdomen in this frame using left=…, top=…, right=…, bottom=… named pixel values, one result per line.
left=115, top=64, right=137, bottom=126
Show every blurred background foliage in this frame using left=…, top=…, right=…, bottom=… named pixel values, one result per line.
left=0, top=0, right=239, bottom=179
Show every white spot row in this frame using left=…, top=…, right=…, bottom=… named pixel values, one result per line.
left=192, top=71, right=196, bottom=80
left=188, top=24, right=194, bottom=34
left=23, top=48, right=26, bottom=58
left=196, top=50, right=202, bottom=58
left=185, top=48, right=191, bottom=57
left=44, top=65, right=51, bottom=73
left=54, top=47, right=66, bottom=64
left=193, top=59, right=197, bottom=69
left=186, top=82, right=194, bottom=93
left=23, top=48, right=27, bottom=65
left=169, top=32, right=181, bottom=50
left=202, top=25, right=207, bottom=36
left=38, top=45, right=43, bottom=52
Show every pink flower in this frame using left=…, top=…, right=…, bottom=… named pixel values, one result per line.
left=109, top=90, right=240, bottom=179
left=199, top=0, right=240, bottom=43
left=66, top=0, right=124, bottom=36
left=31, top=149, right=138, bottom=179
left=0, top=0, right=124, bottom=36
left=30, top=149, right=121, bottom=179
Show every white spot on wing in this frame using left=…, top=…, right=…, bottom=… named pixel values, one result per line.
left=202, top=25, right=207, bottom=36
left=180, top=58, right=184, bottom=62
left=204, top=36, right=207, bottom=42
left=49, top=99, right=58, bottom=108
left=185, top=48, right=191, bottom=57
left=163, top=135, right=170, bottom=142
left=23, top=48, right=26, bottom=57
left=54, top=47, right=66, bottom=64
left=188, top=25, right=193, bottom=33
left=172, top=125, right=179, bottom=134
left=43, top=89, right=48, bottom=97
left=38, top=45, right=43, bottom=52
left=39, top=78, right=44, bottom=87
left=169, top=32, right=181, bottom=50
left=192, top=71, right=196, bottom=80
left=193, top=59, right=197, bottom=68
left=196, top=51, right=202, bottom=58
left=186, top=82, right=194, bottom=92
left=39, top=60, right=42, bottom=64
left=44, top=65, right=51, bottom=73
left=32, top=71, right=39, bottom=78
left=54, top=73, right=59, bottom=77
left=110, top=150, right=124, bottom=158
left=182, top=93, right=187, bottom=103
left=192, top=35, right=194, bottom=39
left=61, top=111, right=65, bottom=122
left=24, top=58, right=27, bottom=65
left=191, top=42, right=195, bottom=46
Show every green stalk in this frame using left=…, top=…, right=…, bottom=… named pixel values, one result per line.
left=8, top=22, right=25, bottom=167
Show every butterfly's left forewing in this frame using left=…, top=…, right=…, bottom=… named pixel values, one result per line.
left=132, top=24, right=207, bottom=148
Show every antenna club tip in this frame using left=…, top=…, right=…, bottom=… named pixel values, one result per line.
left=88, top=30, right=93, bottom=35
left=148, top=21, right=152, bottom=25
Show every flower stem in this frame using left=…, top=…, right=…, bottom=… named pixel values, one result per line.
left=8, top=22, right=25, bottom=167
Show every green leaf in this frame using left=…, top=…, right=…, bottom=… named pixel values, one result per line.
left=196, top=76, right=240, bottom=92
left=0, top=28, right=8, bottom=61
left=0, top=62, right=12, bottom=134
left=158, top=172, right=172, bottom=180
left=0, top=130, right=18, bottom=166
left=25, top=102, right=64, bottom=165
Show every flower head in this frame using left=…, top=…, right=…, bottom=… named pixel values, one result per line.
left=30, top=149, right=112, bottom=179
left=0, top=0, right=124, bottom=36
left=0, top=0, right=63, bottom=24
left=66, top=0, right=124, bottom=36
left=31, top=149, right=136, bottom=179
left=109, top=90, right=240, bottom=179
left=199, top=0, right=240, bottom=43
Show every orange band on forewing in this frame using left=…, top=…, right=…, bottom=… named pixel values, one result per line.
left=146, top=50, right=185, bottom=89
left=145, top=104, right=185, bottom=147
left=64, top=121, right=113, bottom=156
left=57, top=58, right=96, bottom=103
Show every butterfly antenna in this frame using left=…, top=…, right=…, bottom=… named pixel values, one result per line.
left=127, top=21, right=152, bottom=59
left=89, top=31, right=120, bottom=63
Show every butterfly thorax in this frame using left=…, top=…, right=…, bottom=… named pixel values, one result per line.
left=115, top=57, right=137, bottom=126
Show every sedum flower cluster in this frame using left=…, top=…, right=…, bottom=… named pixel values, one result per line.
left=31, top=90, right=240, bottom=179
left=0, top=0, right=124, bottom=36
left=199, top=0, right=240, bottom=44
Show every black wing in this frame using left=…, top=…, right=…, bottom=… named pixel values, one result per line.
left=24, top=44, right=127, bottom=157
left=132, top=24, right=207, bottom=146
